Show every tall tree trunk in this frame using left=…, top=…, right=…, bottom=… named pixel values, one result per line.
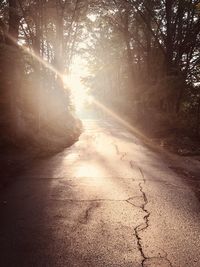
left=196, top=96, right=200, bottom=137
left=5, top=0, right=20, bottom=135
left=6, top=0, right=20, bottom=46
left=145, top=0, right=152, bottom=81
left=165, top=0, right=173, bottom=72
left=123, top=10, right=135, bottom=88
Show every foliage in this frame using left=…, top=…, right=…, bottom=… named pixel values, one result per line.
left=80, top=0, right=200, bottom=138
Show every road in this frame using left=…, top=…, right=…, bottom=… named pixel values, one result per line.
left=0, top=119, right=200, bottom=267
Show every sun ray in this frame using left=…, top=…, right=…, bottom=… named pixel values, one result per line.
left=90, top=97, right=155, bottom=145
left=5, top=32, right=63, bottom=80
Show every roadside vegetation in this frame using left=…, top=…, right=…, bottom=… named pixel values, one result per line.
left=82, top=0, right=200, bottom=155
left=0, top=0, right=83, bottom=155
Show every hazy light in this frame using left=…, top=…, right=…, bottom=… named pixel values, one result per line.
left=87, top=95, right=94, bottom=104
left=6, top=29, right=147, bottom=137
left=62, top=75, right=71, bottom=86
left=62, top=55, right=92, bottom=112
left=62, top=74, right=90, bottom=111
left=91, top=97, right=153, bottom=145
left=6, top=32, right=62, bottom=80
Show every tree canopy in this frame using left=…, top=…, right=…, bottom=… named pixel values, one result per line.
left=0, top=0, right=200, bottom=151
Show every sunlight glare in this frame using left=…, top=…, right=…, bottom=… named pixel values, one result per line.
left=62, top=56, right=92, bottom=112
left=62, top=74, right=90, bottom=111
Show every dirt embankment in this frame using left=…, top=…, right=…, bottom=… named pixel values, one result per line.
left=0, top=116, right=82, bottom=188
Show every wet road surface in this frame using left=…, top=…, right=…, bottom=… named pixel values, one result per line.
left=0, top=120, right=200, bottom=267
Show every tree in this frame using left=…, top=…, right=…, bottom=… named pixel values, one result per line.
left=81, top=0, right=200, bottom=135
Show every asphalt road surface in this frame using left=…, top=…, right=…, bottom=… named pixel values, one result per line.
left=1, top=119, right=200, bottom=267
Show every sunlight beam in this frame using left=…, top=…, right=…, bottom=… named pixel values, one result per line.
left=62, top=74, right=89, bottom=111
left=91, top=97, right=154, bottom=145
left=5, top=32, right=64, bottom=80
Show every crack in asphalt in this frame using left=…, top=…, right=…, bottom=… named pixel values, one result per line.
left=113, top=143, right=127, bottom=160
left=130, top=160, right=135, bottom=169
left=53, top=198, right=137, bottom=202
left=128, top=161, right=150, bottom=266
left=129, top=161, right=173, bottom=267
left=70, top=202, right=101, bottom=232
left=78, top=202, right=100, bottom=224
left=113, top=143, right=120, bottom=155
left=133, top=181, right=150, bottom=266
left=120, top=152, right=127, bottom=160
left=113, top=141, right=174, bottom=266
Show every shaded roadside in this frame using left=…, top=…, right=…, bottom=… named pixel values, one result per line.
left=0, top=146, right=38, bottom=189
left=0, top=123, right=82, bottom=189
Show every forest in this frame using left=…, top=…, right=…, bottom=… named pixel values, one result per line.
left=0, top=0, right=200, bottom=155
